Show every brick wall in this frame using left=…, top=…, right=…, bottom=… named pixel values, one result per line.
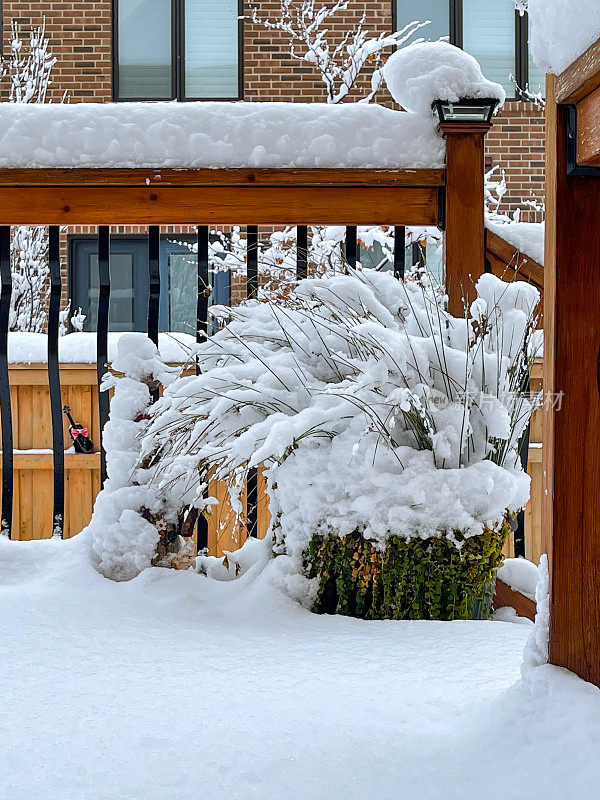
left=486, top=101, right=546, bottom=224
left=2, top=2, right=112, bottom=102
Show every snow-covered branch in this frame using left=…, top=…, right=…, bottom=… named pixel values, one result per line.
left=2, top=19, right=69, bottom=332
left=250, top=0, right=428, bottom=103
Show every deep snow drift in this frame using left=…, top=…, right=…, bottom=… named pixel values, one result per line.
left=1, top=535, right=599, bottom=800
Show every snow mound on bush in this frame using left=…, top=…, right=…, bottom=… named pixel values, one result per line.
left=383, top=42, right=505, bottom=115
left=0, top=101, right=444, bottom=170
left=84, top=334, right=181, bottom=581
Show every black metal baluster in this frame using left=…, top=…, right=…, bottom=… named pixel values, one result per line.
left=196, top=225, right=210, bottom=552
left=197, top=225, right=210, bottom=347
left=394, top=226, right=406, bottom=280
left=345, top=226, right=357, bottom=272
left=97, top=226, right=110, bottom=488
left=148, top=226, right=161, bottom=347
left=0, top=227, right=13, bottom=538
left=296, top=225, right=308, bottom=280
left=246, top=225, right=258, bottom=300
left=148, top=226, right=161, bottom=404
left=246, top=225, right=259, bottom=538
left=48, top=226, right=64, bottom=538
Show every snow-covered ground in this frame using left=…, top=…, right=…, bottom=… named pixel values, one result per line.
left=1, top=536, right=600, bottom=800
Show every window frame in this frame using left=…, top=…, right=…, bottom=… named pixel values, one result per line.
left=392, top=1, right=538, bottom=100
left=112, top=0, right=244, bottom=102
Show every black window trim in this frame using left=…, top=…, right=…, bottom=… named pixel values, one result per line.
left=112, top=0, right=244, bottom=102
left=392, top=1, right=538, bottom=101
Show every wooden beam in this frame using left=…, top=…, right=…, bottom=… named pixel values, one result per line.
left=442, top=124, right=489, bottom=315
left=543, top=73, right=600, bottom=687
left=0, top=185, right=440, bottom=226
left=0, top=167, right=445, bottom=188
left=577, top=85, right=600, bottom=166
left=556, top=37, right=600, bottom=104
left=485, top=228, right=544, bottom=290
left=493, top=578, right=536, bottom=622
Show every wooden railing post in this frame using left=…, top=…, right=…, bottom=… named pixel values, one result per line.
left=543, top=73, right=600, bottom=688
left=441, top=122, right=491, bottom=316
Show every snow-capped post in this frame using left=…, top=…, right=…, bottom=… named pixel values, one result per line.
left=382, top=42, right=505, bottom=316
left=435, top=98, right=498, bottom=315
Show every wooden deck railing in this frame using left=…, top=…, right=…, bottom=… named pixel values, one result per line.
left=0, top=117, right=498, bottom=548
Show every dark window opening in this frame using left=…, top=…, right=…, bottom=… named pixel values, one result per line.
left=69, top=235, right=231, bottom=334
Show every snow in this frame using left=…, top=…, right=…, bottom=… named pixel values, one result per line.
left=486, top=219, right=545, bottom=266
left=1, top=535, right=600, bottom=800
left=7, top=330, right=196, bottom=364
left=528, top=0, right=600, bottom=75
left=85, top=334, right=181, bottom=581
left=383, top=42, right=505, bottom=115
left=498, top=556, right=539, bottom=600
left=0, top=101, right=445, bottom=169
left=143, top=271, right=537, bottom=572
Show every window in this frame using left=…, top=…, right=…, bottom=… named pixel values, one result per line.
left=395, top=1, right=544, bottom=99
left=463, top=0, right=515, bottom=95
left=114, top=0, right=242, bottom=101
left=69, top=236, right=231, bottom=334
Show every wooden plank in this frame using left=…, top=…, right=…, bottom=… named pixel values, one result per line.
left=8, top=367, right=98, bottom=386
left=493, top=578, right=536, bottom=621
left=66, top=469, right=93, bottom=538
left=485, top=229, right=544, bottom=289
left=556, top=37, right=600, bottom=104
left=544, top=73, right=600, bottom=686
left=33, top=470, right=53, bottom=540
left=0, top=186, right=440, bottom=227
left=5, top=452, right=101, bottom=470
left=0, top=167, right=446, bottom=188
left=443, top=128, right=488, bottom=315
left=577, top=85, right=600, bottom=166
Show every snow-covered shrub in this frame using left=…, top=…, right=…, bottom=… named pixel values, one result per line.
left=84, top=334, right=192, bottom=581
left=140, top=270, right=539, bottom=617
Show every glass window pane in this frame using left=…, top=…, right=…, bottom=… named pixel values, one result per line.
left=395, top=1, right=448, bottom=42
left=89, top=253, right=135, bottom=332
left=528, top=18, right=546, bottom=97
left=185, top=0, right=239, bottom=98
left=118, top=0, right=172, bottom=99
left=463, top=0, right=515, bottom=96
left=168, top=251, right=197, bottom=333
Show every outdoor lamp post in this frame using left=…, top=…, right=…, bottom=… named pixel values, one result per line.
left=433, top=98, right=499, bottom=125
left=433, top=97, right=499, bottom=316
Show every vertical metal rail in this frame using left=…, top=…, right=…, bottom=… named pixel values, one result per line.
left=48, top=226, right=64, bottom=538
left=345, top=226, right=357, bottom=272
left=148, top=226, right=161, bottom=404
left=246, top=225, right=259, bottom=538
left=148, top=226, right=161, bottom=347
left=196, top=225, right=210, bottom=347
left=296, top=225, right=308, bottom=280
left=97, top=226, right=110, bottom=488
left=196, top=225, right=210, bottom=552
left=394, top=226, right=406, bottom=280
left=246, top=225, right=259, bottom=301
left=0, top=227, right=13, bottom=538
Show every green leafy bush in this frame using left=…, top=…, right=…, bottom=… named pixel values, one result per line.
left=304, top=518, right=511, bottom=620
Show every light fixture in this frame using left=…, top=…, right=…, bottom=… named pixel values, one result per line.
left=432, top=98, right=499, bottom=124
